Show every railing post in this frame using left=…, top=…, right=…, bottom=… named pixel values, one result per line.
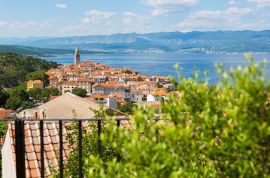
left=40, top=120, right=45, bottom=178
left=78, top=120, right=83, bottom=178
left=97, top=120, right=102, bottom=156
left=59, top=120, right=63, bottom=178
left=116, top=119, right=121, bottom=162
left=117, top=119, right=121, bottom=128
left=15, top=119, right=26, bottom=178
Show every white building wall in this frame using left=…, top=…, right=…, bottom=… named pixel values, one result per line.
left=106, top=98, right=117, bottom=109
left=2, top=130, right=16, bottom=178
left=147, top=94, right=158, bottom=102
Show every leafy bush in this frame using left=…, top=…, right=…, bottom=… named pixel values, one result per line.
left=28, top=87, right=61, bottom=103
left=0, top=89, right=9, bottom=107
left=64, top=54, right=270, bottom=178
left=72, top=88, right=87, bottom=97
left=117, top=102, right=137, bottom=115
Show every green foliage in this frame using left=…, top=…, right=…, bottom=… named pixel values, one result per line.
left=0, top=89, right=9, bottom=107
left=5, top=96, right=23, bottom=110
left=117, top=102, right=137, bottom=115
left=5, top=88, right=34, bottom=110
left=72, top=88, right=87, bottom=97
left=47, top=87, right=61, bottom=96
left=0, top=121, right=7, bottom=136
left=123, top=68, right=133, bottom=74
left=26, top=70, right=49, bottom=86
left=63, top=55, right=270, bottom=178
left=0, top=52, right=58, bottom=88
left=28, top=87, right=60, bottom=103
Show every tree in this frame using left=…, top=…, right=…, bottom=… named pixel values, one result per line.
left=28, top=87, right=61, bottom=103
left=6, top=88, right=30, bottom=110
left=0, top=89, right=9, bottom=108
left=8, top=88, right=28, bottom=101
left=62, top=54, right=270, bottom=178
left=123, top=68, right=133, bottom=74
left=26, top=70, right=49, bottom=86
left=72, top=88, right=87, bottom=97
left=0, top=52, right=58, bottom=88
left=117, top=102, right=137, bottom=115
left=46, top=87, right=61, bottom=96
left=28, top=88, right=44, bottom=101
left=5, top=96, right=22, bottom=110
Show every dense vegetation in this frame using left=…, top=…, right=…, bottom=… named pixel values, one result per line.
left=0, top=87, right=61, bottom=111
left=72, top=88, right=87, bottom=97
left=0, top=52, right=58, bottom=88
left=62, top=54, right=270, bottom=177
left=0, top=45, right=75, bottom=56
left=0, top=52, right=60, bottom=110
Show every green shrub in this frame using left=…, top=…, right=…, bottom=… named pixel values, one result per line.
left=64, top=54, right=270, bottom=178
left=72, top=88, right=87, bottom=97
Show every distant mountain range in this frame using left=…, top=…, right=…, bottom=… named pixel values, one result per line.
left=0, top=31, right=270, bottom=54
left=0, top=45, right=110, bottom=56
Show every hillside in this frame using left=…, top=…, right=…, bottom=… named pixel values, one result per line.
left=0, top=52, right=58, bottom=88
left=0, top=45, right=74, bottom=55
left=1, top=30, right=269, bottom=53
left=0, top=45, right=111, bottom=56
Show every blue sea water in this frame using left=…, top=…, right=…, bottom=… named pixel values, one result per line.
left=42, top=53, right=270, bottom=84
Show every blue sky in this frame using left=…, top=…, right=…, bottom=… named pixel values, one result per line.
left=0, top=0, right=269, bottom=37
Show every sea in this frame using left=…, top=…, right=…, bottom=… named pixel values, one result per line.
left=42, top=53, right=270, bottom=84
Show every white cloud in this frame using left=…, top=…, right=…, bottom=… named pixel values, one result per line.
left=82, top=10, right=116, bottom=24
left=151, top=9, right=172, bottom=16
left=248, top=0, right=270, bottom=8
left=0, top=19, right=55, bottom=37
left=177, top=7, right=253, bottom=31
left=143, top=0, right=199, bottom=16
left=121, top=12, right=151, bottom=33
left=122, top=12, right=142, bottom=24
left=8, top=20, right=54, bottom=31
left=0, top=21, right=7, bottom=27
left=145, top=0, right=198, bottom=6
left=56, top=3, right=67, bottom=9
left=229, top=0, right=239, bottom=5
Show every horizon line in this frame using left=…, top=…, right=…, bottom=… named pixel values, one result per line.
left=1, top=29, right=270, bottom=39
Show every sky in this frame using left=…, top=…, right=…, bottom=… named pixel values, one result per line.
left=0, top=0, right=269, bottom=37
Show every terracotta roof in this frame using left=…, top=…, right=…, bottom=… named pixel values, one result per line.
left=152, top=88, right=168, bottom=96
left=109, top=93, right=123, bottom=98
left=117, top=100, right=126, bottom=104
left=77, top=78, right=94, bottom=83
left=93, top=82, right=124, bottom=88
left=5, top=118, right=133, bottom=177
left=49, top=76, right=58, bottom=81
left=130, top=89, right=141, bottom=93
left=62, top=81, right=78, bottom=86
left=87, top=94, right=108, bottom=99
left=49, top=96, right=59, bottom=101
left=7, top=121, right=82, bottom=177
left=79, top=61, right=95, bottom=67
left=0, top=108, right=12, bottom=118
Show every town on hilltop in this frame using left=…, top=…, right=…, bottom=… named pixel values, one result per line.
left=44, top=48, right=174, bottom=109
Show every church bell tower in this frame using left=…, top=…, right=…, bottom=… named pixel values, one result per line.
left=74, top=47, right=80, bottom=65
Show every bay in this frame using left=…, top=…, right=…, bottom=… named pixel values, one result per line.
left=42, top=53, right=270, bottom=84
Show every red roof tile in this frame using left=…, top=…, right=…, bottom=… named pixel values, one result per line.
left=0, top=108, right=12, bottom=118
left=6, top=118, right=134, bottom=177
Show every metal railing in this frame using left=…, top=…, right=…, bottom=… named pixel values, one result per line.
left=1, top=118, right=132, bottom=178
